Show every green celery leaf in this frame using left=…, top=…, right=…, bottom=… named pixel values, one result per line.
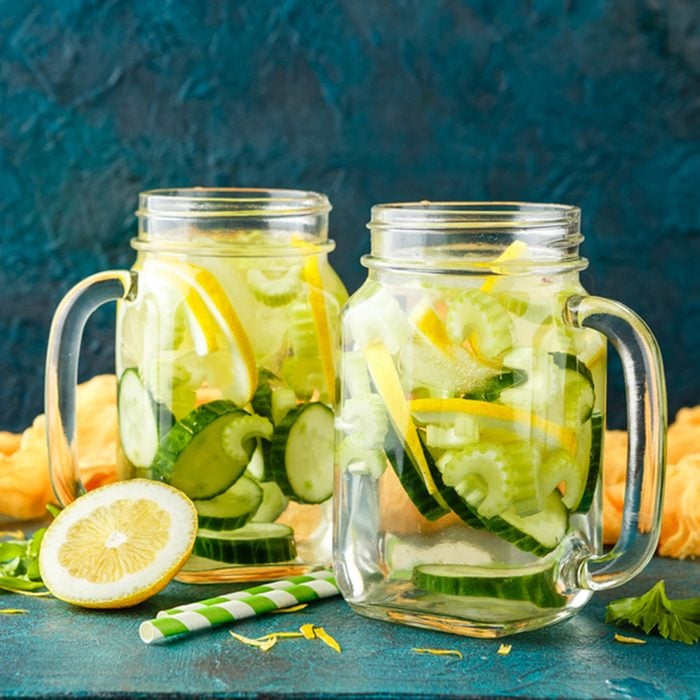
left=0, top=543, right=24, bottom=563
left=0, top=576, right=46, bottom=592
left=606, top=580, right=700, bottom=645
left=0, top=529, right=47, bottom=595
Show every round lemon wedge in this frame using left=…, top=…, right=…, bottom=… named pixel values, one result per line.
left=39, top=479, right=197, bottom=608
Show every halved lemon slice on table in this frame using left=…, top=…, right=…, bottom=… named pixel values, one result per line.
left=39, top=480, right=197, bottom=608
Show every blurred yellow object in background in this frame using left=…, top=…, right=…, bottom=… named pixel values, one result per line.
left=0, top=375, right=117, bottom=521
left=603, top=408, right=700, bottom=559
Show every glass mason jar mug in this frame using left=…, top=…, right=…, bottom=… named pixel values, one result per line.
left=334, top=202, right=666, bottom=637
left=46, top=188, right=347, bottom=583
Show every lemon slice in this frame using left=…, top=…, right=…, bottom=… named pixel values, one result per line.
left=301, top=256, right=338, bottom=404
left=480, top=240, right=531, bottom=293
left=409, top=397, right=577, bottom=456
left=410, top=302, right=454, bottom=356
left=364, top=341, right=447, bottom=505
left=147, top=260, right=258, bottom=406
left=39, top=480, right=197, bottom=608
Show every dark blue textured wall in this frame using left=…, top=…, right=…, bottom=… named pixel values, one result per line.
left=1, top=0, right=698, bottom=430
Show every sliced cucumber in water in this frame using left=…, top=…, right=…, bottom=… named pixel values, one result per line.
left=384, top=422, right=449, bottom=521
left=251, top=369, right=298, bottom=425
left=193, top=475, right=263, bottom=531
left=251, top=480, right=289, bottom=523
left=194, top=523, right=296, bottom=564
left=412, top=562, right=564, bottom=609
left=463, top=368, right=528, bottom=402
left=436, top=441, right=540, bottom=519
left=574, top=411, right=603, bottom=513
left=269, top=402, right=335, bottom=504
left=151, top=400, right=251, bottom=499
left=118, top=369, right=159, bottom=469
left=480, top=491, right=569, bottom=557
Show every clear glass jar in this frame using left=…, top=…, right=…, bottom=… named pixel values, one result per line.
left=46, top=188, right=347, bottom=583
left=334, top=202, right=666, bottom=637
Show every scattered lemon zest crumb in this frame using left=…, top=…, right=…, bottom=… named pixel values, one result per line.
left=314, top=626, right=341, bottom=653
left=299, top=622, right=316, bottom=640
left=614, top=633, right=647, bottom=645
left=270, top=603, right=309, bottom=614
left=229, top=631, right=277, bottom=651
left=412, top=647, right=463, bottom=659
left=0, top=609, right=28, bottom=614
left=497, top=644, right=512, bottom=656
left=258, top=632, right=304, bottom=641
left=228, top=624, right=341, bottom=654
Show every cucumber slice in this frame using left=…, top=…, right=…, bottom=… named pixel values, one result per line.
left=193, top=475, right=263, bottom=531
left=151, top=400, right=252, bottom=499
left=412, top=562, right=564, bottom=609
left=383, top=422, right=449, bottom=521
left=463, top=368, right=528, bottom=402
left=550, top=352, right=595, bottom=424
left=364, top=341, right=450, bottom=512
left=251, top=481, right=289, bottom=523
left=194, top=523, right=296, bottom=564
left=269, top=402, right=335, bottom=504
left=118, top=369, right=159, bottom=469
left=479, top=491, right=569, bottom=556
left=549, top=351, right=594, bottom=387
left=251, top=370, right=298, bottom=425
left=575, top=411, right=603, bottom=513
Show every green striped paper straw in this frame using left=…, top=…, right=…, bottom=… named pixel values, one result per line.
left=139, top=569, right=339, bottom=644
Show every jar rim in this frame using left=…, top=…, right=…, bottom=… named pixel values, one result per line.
left=369, top=201, right=580, bottom=230
left=137, top=187, right=331, bottom=219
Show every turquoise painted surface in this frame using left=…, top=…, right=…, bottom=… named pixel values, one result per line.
left=0, top=1, right=699, bottom=430
left=0, top=556, right=698, bottom=698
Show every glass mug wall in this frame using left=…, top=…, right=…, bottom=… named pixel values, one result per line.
left=46, top=188, right=347, bottom=582
left=334, top=202, right=666, bottom=637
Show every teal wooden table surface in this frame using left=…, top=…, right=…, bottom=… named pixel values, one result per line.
left=1, top=556, right=698, bottom=699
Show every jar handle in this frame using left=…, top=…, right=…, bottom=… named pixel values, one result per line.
left=45, top=270, right=137, bottom=506
left=563, top=295, right=667, bottom=590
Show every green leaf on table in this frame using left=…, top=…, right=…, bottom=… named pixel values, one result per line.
left=0, top=528, right=48, bottom=595
left=606, top=580, right=700, bottom=645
